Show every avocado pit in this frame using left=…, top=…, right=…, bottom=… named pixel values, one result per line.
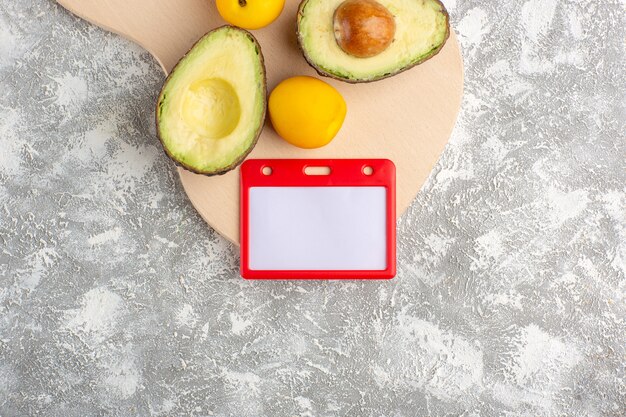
left=333, top=0, right=396, bottom=58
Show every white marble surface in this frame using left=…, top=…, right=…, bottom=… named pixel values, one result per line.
left=0, top=0, right=624, bottom=415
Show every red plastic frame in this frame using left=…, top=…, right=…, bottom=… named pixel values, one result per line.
left=240, top=159, right=396, bottom=279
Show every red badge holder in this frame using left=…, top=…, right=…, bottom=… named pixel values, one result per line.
left=240, top=159, right=396, bottom=279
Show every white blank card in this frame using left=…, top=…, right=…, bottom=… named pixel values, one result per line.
left=248, top=186, right=387, bottom=271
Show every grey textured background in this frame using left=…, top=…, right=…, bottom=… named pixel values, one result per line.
left=1, top=0, right=625, bottom=415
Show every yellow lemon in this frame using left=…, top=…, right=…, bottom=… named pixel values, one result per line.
left=216, top=0, right=285, bottom=30
left=269, top=76, right=347, bottom=149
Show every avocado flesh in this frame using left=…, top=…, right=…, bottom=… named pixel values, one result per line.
left=157, top=26, right=266, bottom=175
left=298, top=0, right=449, bottom=82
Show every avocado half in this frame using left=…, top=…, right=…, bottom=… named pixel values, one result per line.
left=297, top=0, right=450, bottom=83
left=156, top=26, right=266, bottom=176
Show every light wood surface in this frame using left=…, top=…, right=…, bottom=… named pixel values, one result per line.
left=56, top=0, right=464, bottom=245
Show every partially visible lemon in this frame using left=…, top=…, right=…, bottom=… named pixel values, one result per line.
left=216, top=0, right=285, bottom=30
left=269, top=76, right=347, bottom=149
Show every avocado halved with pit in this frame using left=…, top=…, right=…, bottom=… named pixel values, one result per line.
left=156, top=26, right=266, bottom=176
left=297, top=0, right=450, bottom=83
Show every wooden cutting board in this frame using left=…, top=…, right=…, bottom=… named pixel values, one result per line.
left=57, top=0, right=464, bottom=245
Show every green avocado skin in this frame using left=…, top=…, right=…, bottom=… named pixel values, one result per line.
left=156, top=26, right=267, bottom=177
left=296, top=0, right=450, bottom=83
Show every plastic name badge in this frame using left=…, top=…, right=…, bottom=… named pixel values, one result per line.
left=240, top=159, right=396, bottom=279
